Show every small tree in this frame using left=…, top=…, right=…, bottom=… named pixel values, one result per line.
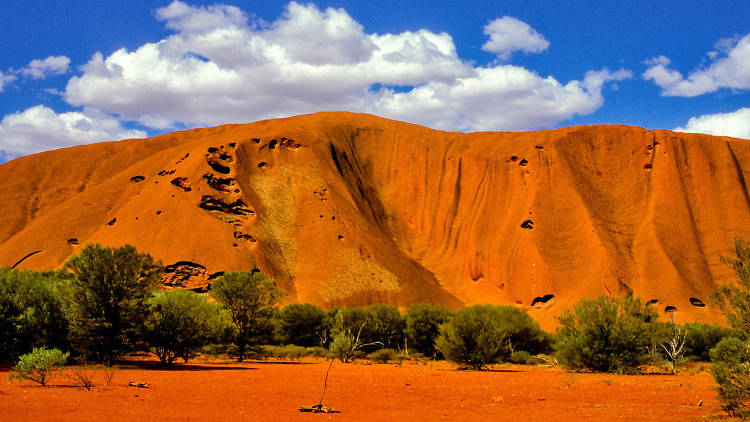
left=495, top=305, right=553, bottom=355
left=556, top=295, right=657, bottom=373
left=682, top=322, right=734, bottom=362
left=329, top=332, right=357, bottom=363
left=64, top=244, right=163, bottom=364
left=405, top=304, right=453, bottom=358
left=0, top=268, right=69, bottom=363
left=658, top=322, right=687, bottom=374
left=714, top=238, right=750, bottom=334
left=328, top=310, right=381, bottom=363
left=143, top=290, right=227, bottom=367
left=367, top=304, right=405, bottom=351
left=9, top=347, right=69, bottom=386
left=711, top=337, right=750, bottom=417
left=277, top=303, right=329, bottom=347
left=711, top=237, right=750, bottom=416
left=435, top=305, right=511, bottom=370
left=210, top=270, right=284, bottom=361
left=332, top=306, right=374, bottom=342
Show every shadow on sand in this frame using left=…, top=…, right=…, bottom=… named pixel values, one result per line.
left=114, top=360, right=258, bottom=371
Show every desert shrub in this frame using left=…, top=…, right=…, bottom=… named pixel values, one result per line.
left=329, top=332, right=357, bottom=362
left=334, top=307, right=373, bottom=340
left=405, top=304, right=453, bottom=358
left=103, top=366, right=117, bottom=386
left=435, top=305, right=512, bottom=370
left=367, top=304, right=405, bottom=351
left=306, top=346, right=330, bottom=358
left=509, top=350, right=534, bottom=365
left=66, top=365, right=98, bottom=390
left=288, top=345, right=311, bottom=359
left=277, top=303, right=329, bottom=347
left=0, top=268, right=69, bottom=362
left=262, top=344, right=310, bottom=360
left=210, top=270, right=284, bottom=362
left=651, top=322, right=688, bottom=373
left=714, top=238, right=750, bottom=335
left=555, top=295, right=657, bottom=373
left=683, top=322, right=735, bottom=362
left=494, top=306, right=553, bottom=355
left=262, top=307, right=283, bottom=346
left=9, top=347, right=69, bottom=386
left=368, top=348, right=406, bottom=364
left=329, top=305, right=405, bottom=353
left=143, top=289, right=227, bottom=367
left=328, top=308, right=380, bottom=363
left=711, top=337, right=750, bottom=417
left=201, top=343, right=234, bottom=357
left=64, top=244, right=163, bottom=364
left=711, top=238, right=750, bottom=417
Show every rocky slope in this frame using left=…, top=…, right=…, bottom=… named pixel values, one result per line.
left=2, top=112, right=749, bottom=328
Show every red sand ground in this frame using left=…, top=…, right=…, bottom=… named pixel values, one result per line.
left=0, top=357, right=725, bottom=421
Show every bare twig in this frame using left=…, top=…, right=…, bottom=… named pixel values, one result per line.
left=318, top=358, right=335, bottom=407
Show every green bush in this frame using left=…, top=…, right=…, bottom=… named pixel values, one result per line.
left=328, top=304, right=405, bottom=353
left=306, top=346, right=330, bottom=358
left=277, top=303, right=329, bottom=347
left=262, top=344, right=330, bottom=360
left=494, top=306, right=553, bottom=355
left=333, top=306, right=373, bottom=341
left=711, top=238, right=750, bottom=417
left=711, top=337, right=750, bottom=418
left=210, top=270, right=284, bottom=362
left=64, top=244, right=163, bottom=364
left=143, top=289, right=228, bottom=367
left=714, top=238, right=750, bottom=335
left=555, top=295, right=657, bottom=373
left=0, top=268, right=69, bottom=363
left=330, top=332, right=359, bottom=363
left=368, top=348, right=406, bottom=364
left=367, top=304, right=405, bottom=351
left=9, top=347, right=69, bottom=386
left=405, top=304, right=453, bottom=358
left=509, top=350, right=534, bottom=365
left=682, top=322, right=734, bottom=362
left=327, top=307, right=382, bottom=363
left=435, top=305, right=512, bottom=370
left=260, top=345, right=303, bottom=360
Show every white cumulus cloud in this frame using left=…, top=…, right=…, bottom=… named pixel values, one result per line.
left=20, top=55, right=71, bottom=79
left=481, top=16, right=549, bottom=59
left=674, top=107, right=750, bottom=139
left=59, top=1, right=625, bottom=133
left=0, top=70, right=17, bottom=92
left=2, top=1, right=631, bottom=158
left=156, top=0, right=247, bottom=33
left=643, top=34, right=750, bottom=96
left=0, top=105, right=146, bottom=156
left=373, top=67, right=631, bottom=131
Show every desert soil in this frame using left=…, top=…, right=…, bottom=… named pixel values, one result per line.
left=0, top=357, right=725, bottom=421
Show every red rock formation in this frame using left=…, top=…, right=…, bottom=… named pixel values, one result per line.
left=1, top=112, right=749, bottom=328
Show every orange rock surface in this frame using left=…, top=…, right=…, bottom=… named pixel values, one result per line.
left=1, top=112, right=749, bottom=328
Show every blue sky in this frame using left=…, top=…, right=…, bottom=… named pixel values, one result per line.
left=1, top=0, right=749, bottom=162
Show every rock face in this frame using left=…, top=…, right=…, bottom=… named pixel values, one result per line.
left=1, top=112, right=749, bottom=328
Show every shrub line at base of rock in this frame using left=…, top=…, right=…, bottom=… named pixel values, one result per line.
left=0, top=241, right=741, bottom=386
